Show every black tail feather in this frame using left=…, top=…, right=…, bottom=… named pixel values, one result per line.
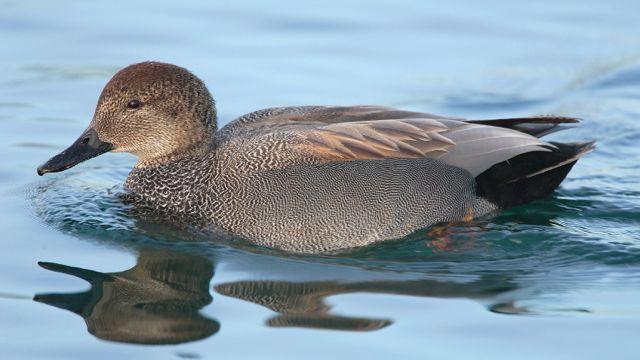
left=475, top=141, right=595, bottom=208
left=467, top=116, right=580, bottom=137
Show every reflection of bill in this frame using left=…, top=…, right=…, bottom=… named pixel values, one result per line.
left=34, top=248, right=218, bottom=345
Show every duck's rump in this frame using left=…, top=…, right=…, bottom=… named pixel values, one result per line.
left=475, top=140, right=594, bottom=208
left=467, top=116, right=594, bottom=208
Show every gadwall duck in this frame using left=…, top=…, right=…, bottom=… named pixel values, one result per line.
left=37, top=61, right=594, bottom=253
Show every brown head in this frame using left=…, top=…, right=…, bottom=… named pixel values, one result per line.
left=37, top=61, right=217, bottom=175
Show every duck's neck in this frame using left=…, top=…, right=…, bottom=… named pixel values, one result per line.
left=124, top=146, right=221, bottom=219
left=134, top=135, right=216, bottom=169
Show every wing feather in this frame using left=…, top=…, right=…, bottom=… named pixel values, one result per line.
left=302, top=118, right=457, bottom=161
left=296, top=115, right=551, bottom=176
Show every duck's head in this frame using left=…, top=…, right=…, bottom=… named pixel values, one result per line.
left=37, top=61, right=216, bottom=175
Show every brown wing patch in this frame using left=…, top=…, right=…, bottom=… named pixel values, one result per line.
left=301, top=118, right=459, bottom=161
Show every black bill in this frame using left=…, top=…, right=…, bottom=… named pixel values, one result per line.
left=37, top=127, right=113, bottom=176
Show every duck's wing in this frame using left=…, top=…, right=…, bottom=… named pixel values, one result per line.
left=218, top=105, right=449, bottom=139
left=220, top=106, right=563, bottom=177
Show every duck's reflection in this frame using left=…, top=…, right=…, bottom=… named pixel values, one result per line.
left=34, top=248, right=218, bottom=345
left=35, top=247, right=520, bottom=344
left=216, top=276, right=516, bottom=331
left=217, top=280, right=393, bottom=331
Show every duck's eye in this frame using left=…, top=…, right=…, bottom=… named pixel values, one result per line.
left=127, top=99, right=141, bottom=109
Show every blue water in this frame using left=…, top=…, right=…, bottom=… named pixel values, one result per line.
left=1, top=0, right=640, bottom=358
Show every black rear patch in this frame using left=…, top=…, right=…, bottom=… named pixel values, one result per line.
left=475, top=141, right=594, bottom=208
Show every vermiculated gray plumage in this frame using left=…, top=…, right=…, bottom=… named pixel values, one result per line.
left=127, top=153, right=497, bottom=252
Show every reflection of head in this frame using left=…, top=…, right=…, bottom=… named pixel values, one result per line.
left=34, top=249, right=219, bottom=345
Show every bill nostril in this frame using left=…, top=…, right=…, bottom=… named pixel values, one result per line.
left=81, top=137, right=90, bottom=145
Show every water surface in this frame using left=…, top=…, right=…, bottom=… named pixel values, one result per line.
left=1, top=0, right=639, bottom=359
